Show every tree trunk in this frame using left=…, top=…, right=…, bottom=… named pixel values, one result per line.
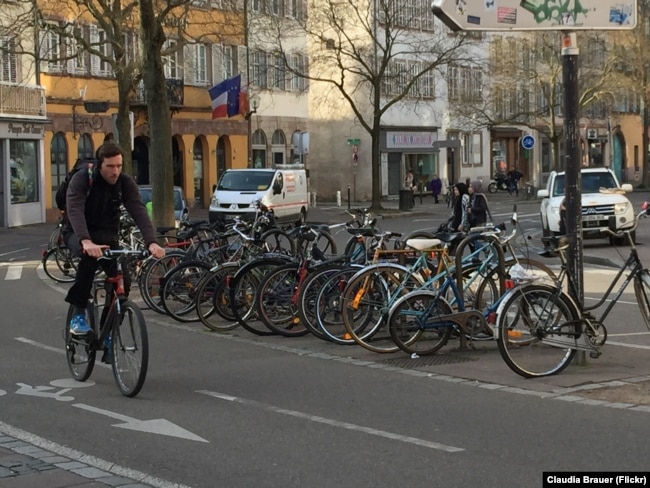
left=115, top=77, right=134, bottom=176
left=139, top=0, right=174, bottom=228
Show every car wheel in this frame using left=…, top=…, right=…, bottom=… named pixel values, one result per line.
left=297, top=208, right=307, bottom=226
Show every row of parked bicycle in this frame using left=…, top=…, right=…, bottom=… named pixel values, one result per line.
left=42, top=200, right=650, bottom=379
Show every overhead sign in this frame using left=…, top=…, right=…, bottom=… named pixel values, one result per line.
left=521, top=135, right=535, bottom=149
left=431, top=0, right=636, bottom=31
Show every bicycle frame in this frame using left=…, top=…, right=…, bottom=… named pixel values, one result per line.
left=557, top=235, right=644, bottom=325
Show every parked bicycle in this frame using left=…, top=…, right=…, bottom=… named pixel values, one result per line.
left=64, top=249, right=150, bottom=397
left=494, top=202, right=650, bottom=378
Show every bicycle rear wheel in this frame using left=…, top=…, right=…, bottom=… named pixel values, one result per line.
left=138, top=251, right=186, bottom=314
left=111, top=300, right=148, bottom=398
left=634, top=270, right=650, bottom=331
left=43, top=247, right=78, bottom=283
left=496, top=284, right=579, bottom=378
left=64, top=304, right=97, bottom=381
left=160, top=260, right=211, bottom=322
left=196, top=263, right=240, bottom=331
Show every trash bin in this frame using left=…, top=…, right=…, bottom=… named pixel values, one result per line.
left=399, top=189, right=414, bottom=211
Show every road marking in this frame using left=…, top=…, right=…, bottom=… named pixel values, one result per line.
left=73, top=404, right=209, bottom=442
left=197, top=390, right=464, bottom=453
left=15, top=337, right=111, bottom=369
left=5, top=265, right=22, bottom=280
left=0, top=248, right=29, bottom=258
left=0, top=421, right=193, bottom=488
left=605, top=341, right=650, bottom=351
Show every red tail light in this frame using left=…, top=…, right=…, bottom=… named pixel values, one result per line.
left=504, top=279, right=515, bottom=289
left=488, top=312, right=496, bottom=324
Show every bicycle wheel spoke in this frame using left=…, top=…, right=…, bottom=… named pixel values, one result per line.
left=112, top=302, right=148, bottom=398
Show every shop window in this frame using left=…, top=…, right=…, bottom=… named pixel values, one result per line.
left=10, top=140, right=39, bottom=204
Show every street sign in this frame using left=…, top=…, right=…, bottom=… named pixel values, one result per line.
left=431, top=0, right=636, bottom=31
left=432, top=139, right=461, bottom=151
left=521, top=135, right=535, bottom=150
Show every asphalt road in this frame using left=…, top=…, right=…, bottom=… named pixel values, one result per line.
left=1, top=194, right=650, bottom=487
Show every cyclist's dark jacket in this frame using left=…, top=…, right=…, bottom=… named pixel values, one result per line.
left=65, top=168, right=156, bottom=247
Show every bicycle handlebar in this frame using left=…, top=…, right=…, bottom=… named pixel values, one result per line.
left=99, top=249, right=150, bottom=260
left=601, top=208, right=648, bottom=238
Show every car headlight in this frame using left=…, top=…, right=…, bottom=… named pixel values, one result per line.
left=211, top=195, right=219, bottom=207
left=614, top=202, right=629, bottom=215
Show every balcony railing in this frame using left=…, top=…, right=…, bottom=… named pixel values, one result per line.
left=0, top=83, right=47, bottom=117
left=132, top=79, right=184, bottom=108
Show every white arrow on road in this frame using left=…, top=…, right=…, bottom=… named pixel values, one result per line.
left=73, top=403, right=208, bottom=443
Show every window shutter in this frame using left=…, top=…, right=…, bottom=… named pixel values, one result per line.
left=89, top=25, right=100, bottom=75
left=184, top=43, right=196, bottom=85
left=64, top=25, right=75, bottom=74
left=211, top=44, right=223, bottom=85
left=237, top=45, right=248, bottom=86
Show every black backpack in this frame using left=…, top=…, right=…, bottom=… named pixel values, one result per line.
left=55, top=159, right=96, bottom=211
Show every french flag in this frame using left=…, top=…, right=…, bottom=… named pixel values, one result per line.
left=209, top=74, right=241, bottom=119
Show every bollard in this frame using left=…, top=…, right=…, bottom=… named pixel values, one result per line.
left=347, top=185, right=351, bottom=210
left=312, top=192, right=317, bottom=207
left=336, top=190, right=341, bottom=206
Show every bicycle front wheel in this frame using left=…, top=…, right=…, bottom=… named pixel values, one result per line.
left=496, top=284, right=579, bottom=378
left=634, top=270, right=650, bottom=331
left=64, top=304, right=96, bottom=381
left=388, top=291, right=453, bottom=355
left=111, top=300, right=148, bottom=398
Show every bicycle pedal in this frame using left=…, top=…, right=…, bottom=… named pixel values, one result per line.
left=589, top=350, right=601, bottom=359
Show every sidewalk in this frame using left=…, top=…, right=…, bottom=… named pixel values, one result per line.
left=0, top=426, right=162, bottom=488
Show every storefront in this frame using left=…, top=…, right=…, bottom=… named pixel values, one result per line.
left=1, top=120, right=47, bottom=227
left=379, top=127, right=440, bottom=197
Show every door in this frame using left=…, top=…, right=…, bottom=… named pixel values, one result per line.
left=612, top=134, right=623, bottom=182
left=387, top=153, right=401, bottom=196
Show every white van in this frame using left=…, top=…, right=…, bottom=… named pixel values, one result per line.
left=209, top=165, right=309, bottom=224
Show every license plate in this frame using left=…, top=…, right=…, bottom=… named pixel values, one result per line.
left=583, top=220, right=600, bottom=228
left=582, top=215, right=600, bottom=221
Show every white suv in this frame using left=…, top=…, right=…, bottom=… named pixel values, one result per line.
left=538, top=167, right=635, bottom=245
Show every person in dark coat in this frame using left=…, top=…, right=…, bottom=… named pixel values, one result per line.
left=429, top=174, right=443, bottom=204
left=468, top=180, right=489, bottom=228
left=449, top=182, right=469, bottom=232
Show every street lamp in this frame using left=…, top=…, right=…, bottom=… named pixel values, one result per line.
left=246, top=92, right=260, bottom=168
left=245, top=92, right=260, bottom=120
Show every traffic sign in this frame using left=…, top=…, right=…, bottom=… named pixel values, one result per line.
left=431, top=0, right=636, bottom=31
left=521, top=135, right=535, bottom=150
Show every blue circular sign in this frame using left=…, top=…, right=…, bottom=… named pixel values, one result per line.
left=521, top=135, right=535, bottom=150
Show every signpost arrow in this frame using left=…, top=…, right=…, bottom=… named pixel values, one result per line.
left=73, top=404, right=209, bottom=443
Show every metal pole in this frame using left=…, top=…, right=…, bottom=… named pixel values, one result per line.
left=562, top=32, right=584, bottom=361
left=347, top=184, right=351, bottom=210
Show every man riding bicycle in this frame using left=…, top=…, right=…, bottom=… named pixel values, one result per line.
left=63, top=142, right=165, bottom=338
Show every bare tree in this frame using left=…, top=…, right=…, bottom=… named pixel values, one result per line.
left=609, top=0, right=650, bottom=186
left=453, top=31, right=624, bottom=172
left=257, top=0, right=473, bottom=209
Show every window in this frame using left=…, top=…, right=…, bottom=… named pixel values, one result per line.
left=184, top=43, right=209, bottom=86
left=89, top=26, right=112, bottom=76
left=251, top=50, right=267, bottom=88
left=42, top=28, right=63, bottom=73
left=269, top=52, right=285, bottom=90
left=163, top=39, right=180, bottom=79
left=50, top=133, right=68, bottom=206
left=78, top=134, right=94, bottom=160
left=270, top=0, right=283, bottom=16
left=0, top=37, right=17, bottom=82
left=223, top=45, right=233, bottom=79
left=123, top=31, right=139, bottom=65
left=290, top=53, right=308, bottom=91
